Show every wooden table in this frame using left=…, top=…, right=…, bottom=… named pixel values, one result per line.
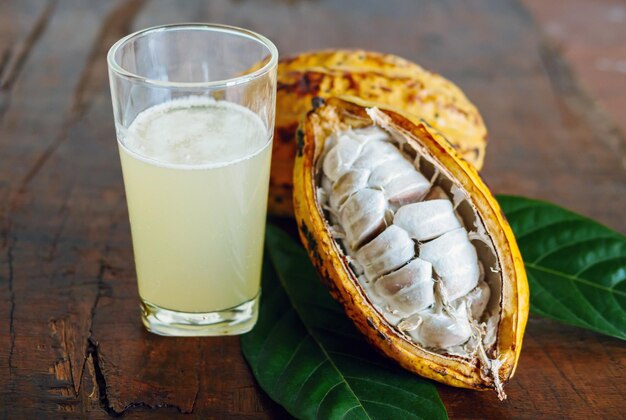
left=1, top=0, right=624, bottom=417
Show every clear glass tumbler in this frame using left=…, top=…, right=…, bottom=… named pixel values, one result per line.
left=107, top=24, right=278, bottom=336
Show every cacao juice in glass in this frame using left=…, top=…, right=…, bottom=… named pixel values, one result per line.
left=107, top=24, right=278, bottom=336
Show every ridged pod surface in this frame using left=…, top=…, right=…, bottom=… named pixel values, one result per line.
left=270, top=49, right=488, bottom=216
left=293, top=97, right=528, bottom=396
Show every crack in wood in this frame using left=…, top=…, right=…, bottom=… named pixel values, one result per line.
left=538, top=40, right=626, bottom=160
left=87, top=338, right=188, bottom=416
left=46, top=178, right=75, bottom=262
left=72, top=248, right=111, bottom=400
left=7, top=237, right=15, bottom=379
left=0, top=0, right=56, bottom=89
left=61, top=319, right=76, bottom=395
left=191, top=341, right=204, bottom=413
left=90, top=256, right=110, bottom=335
left=49, top=318, right=78, bottom=397
left=0, top=0, right=56, bottom=123
left=71, top=0, right=146, bottom=118
left=0, top=48, right=11, bottom=84
left=16, top=125, right=70, bottom=197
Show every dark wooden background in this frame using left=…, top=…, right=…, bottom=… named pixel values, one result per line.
left=1, top=0, right=624, bottom=418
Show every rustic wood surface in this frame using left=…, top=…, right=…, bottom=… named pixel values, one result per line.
left=1, top=0, right=624, bottom=418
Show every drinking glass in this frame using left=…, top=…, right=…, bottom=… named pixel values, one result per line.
left=107, top=24, right=278, bottom=336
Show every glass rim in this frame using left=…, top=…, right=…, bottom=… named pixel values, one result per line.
left=107, top=23, right=278, bottom=89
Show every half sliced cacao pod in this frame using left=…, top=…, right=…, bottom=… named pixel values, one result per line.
left=293, top=97, right=528, bottom=398
left=269, top=49, right=488, bottom=217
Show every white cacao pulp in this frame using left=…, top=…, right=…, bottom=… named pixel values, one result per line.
left=319, top=124, right=502, bottom=379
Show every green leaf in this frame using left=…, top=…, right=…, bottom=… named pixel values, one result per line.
left=241, top=225, right=447, bottom=420
left=498, top=195, right=626, bottom=340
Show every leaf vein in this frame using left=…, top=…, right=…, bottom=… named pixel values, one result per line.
left=316, top=381, right=361, bottom=419
left=574, top=256, right=626, bottom=277
left=344, top=375, right=435, bottom=404
left=273, top=334, right=312, bottom=389
left=532, top=236, right=625, bottom=264
left=569, top=279, right=623, bottom=334
left=292, top=359, right=328, bottom=404
left=361, top=399, right=424, bottom=419
left=526, top=262, right=626, bottom=298
left=341, top=404, right=363, bottom=420
left=528, top=270, right=595, bottom=329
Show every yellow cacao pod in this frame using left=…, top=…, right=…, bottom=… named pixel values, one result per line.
left=269, top=49, right=488, bottom=217
left=293, top=97, right=528, bottom=398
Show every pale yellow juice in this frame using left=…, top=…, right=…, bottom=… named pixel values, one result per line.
left=117, top=97, right=271, bottom=313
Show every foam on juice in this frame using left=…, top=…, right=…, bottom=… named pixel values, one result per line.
left=121, top=96, right=269, bottom=167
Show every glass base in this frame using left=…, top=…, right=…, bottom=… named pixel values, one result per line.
left=140, top=293, right=260, bottom=337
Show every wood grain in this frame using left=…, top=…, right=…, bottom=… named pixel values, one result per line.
left=523, top=0, right=626, bottom=138
left=0, top=0, right=624, bottom=417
